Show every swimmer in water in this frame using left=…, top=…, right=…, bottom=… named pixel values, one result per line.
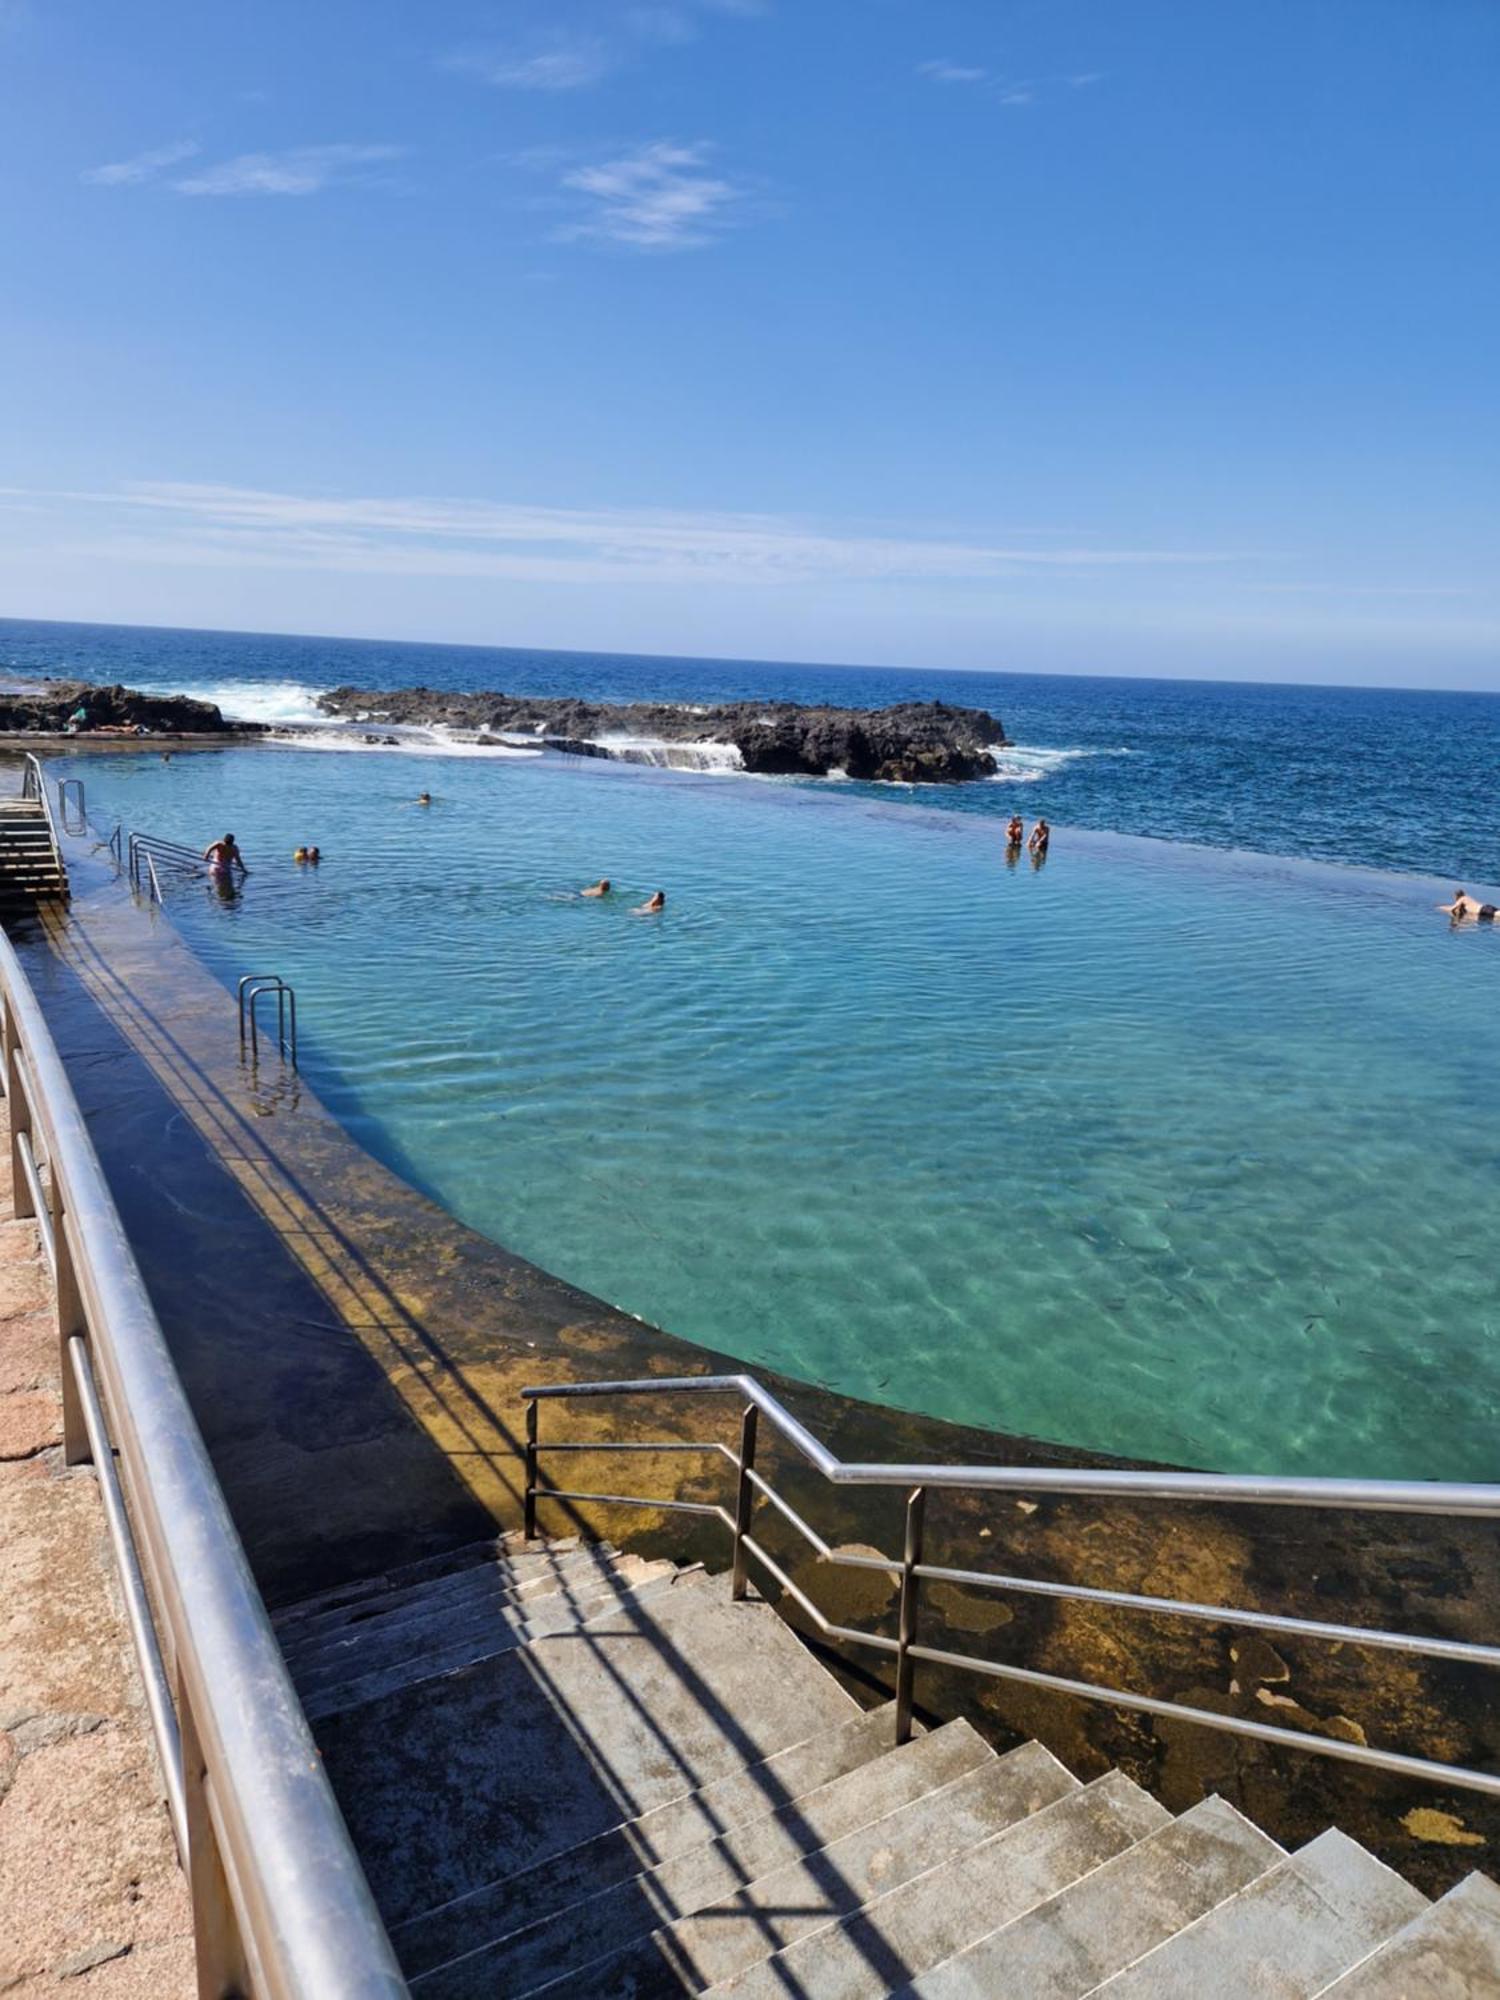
left=306, top=846, right=321, bottom=865
left=203, top=833, right=248, bottom=876
left=580, top=879, right=611, bottom=897
left=294, top=846, right=308, bottom=863
left=632, top=890, right=666, bottom=914
left=1443, top=888, right=1498, bottom=922
left=1006, top=814, right=1024, bottom=846
left=410, top=792, right=432, bottom=808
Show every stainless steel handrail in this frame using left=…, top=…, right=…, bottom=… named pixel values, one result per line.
left=523, top=1373, right=1500, bottom=1800
left=0, top=928, right=407, bottom=1997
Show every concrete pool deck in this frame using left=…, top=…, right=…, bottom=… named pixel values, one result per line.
left=7, top=821, right=1500, bottom=1899
left=0, top=1090, right=193, bottom=1997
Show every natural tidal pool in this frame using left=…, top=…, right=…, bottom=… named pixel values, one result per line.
left=57, top=743, right=1500, bottom=1480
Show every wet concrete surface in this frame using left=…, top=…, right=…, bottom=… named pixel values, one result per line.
left=10, top=825, right=1500, bottom=1898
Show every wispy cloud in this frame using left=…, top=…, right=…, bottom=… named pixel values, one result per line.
left=556, top=141, right=745, bottom=251
left=172, top=145, right=405, bottom=197
left=918, top=59, right=988, bottom=85
left=81, top=140, right=200, bottom=187
left=13, top=482, right=1263, bottom=587
left=916, top=62, right=1103, bottom=105
left=441, top=38, right=610, bottom=90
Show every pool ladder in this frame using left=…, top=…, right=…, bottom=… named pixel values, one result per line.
left=237, top=973, right=298, bottom=1068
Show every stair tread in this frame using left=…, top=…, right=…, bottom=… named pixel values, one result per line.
left=394, top=1702, right=905, bottom=1973
left=524, top=1740, right=1097, bottom=1999
left=316, top=1570, right=862, bottom=1929
left=1085, top=1827, right=1429, bottom=1999
left=274, top=1533, right=584, bottom=1629
left=699, top=1770, right=1171, bottom=2000
left=283, top=1548, right=665, bottom=1676
left=301, top=1564, right=696, bottom=1722
left=1314, top=1872, right=1500, bottom=1998
left=409, top=1720, right=1007, bottom=1994
left=896, top=1793, right=1285, bottom=2000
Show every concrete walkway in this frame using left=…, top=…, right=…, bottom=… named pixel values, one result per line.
left=0, top=1095, right=192, bottom=1996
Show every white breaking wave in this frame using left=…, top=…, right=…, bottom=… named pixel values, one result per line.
left=264, top=726, right=543, bottom=760
left=138, top=677, right=330, bottom=727
left=985, top=743, right=1134, bottom=784
left=588, top=735, right=744, bottom=773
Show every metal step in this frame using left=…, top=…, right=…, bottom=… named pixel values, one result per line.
left=1083, top=1828, right=1429, bottom=1999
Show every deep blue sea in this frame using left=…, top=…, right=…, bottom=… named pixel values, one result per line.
left=4, top=615, right=1499, bottom=880
left=9, top=617, right=1500, bottom=1477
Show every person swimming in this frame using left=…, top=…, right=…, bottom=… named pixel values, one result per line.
left=580, top=879, right=611, bottom=897
left=632, top=890, right=666, bottom=914
left=414, top=792, right=432, bottom=807
left=306, top=846, right=321, bottom=864
left=293, top=846, right=308, bottom=863
left=1006, top=814, right=1024, bottom=846
left=1443, top=888, right=1498, bottom=921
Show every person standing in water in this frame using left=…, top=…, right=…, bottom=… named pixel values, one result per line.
left=203, top=833, right=248, bottom=876
left=1028, top=819, right=1050, bottom=859
left=1006, top=814, right=1024, bottom=847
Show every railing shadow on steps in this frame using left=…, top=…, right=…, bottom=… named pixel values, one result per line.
left=523, top=1374, right=1500, bottom=1800
left=0, top=925, right=406, bottom=1997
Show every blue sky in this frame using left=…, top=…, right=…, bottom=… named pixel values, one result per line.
left=1, top=0, right=1497, bottom=686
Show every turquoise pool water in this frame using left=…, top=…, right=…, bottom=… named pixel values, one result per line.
left=59, top=744, right=1500, bottom=1479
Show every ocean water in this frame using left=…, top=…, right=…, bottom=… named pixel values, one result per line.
left=4, top=615, right=1499, bottom=881
left=50, top=734, right=1500, bottom=1481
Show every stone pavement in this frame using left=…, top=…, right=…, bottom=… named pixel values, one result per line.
left=0, top=1093, right=192, bottom=1996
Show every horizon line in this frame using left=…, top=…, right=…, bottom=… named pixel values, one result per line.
left=0, top=608, right=1496, bottom=703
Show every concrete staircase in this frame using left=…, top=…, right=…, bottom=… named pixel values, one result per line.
left=274, top=1534, right=1500, bottom=1998
left=0, top=796, right=69, bottom=916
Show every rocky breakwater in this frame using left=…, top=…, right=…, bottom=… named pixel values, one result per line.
left=0, top=679, right=235, bottom=735
left=316, top=685, right=1008, bottom=782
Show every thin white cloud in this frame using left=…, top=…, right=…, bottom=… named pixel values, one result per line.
left=172, top=145, right=405, bottom=197
left=17, top=482, right=1264, bottom=587
left=556, top=140, right=744, bottom=251
left=81, top=140, right=200, bottom=187
left=441, top=39, right=610, bottom=90
left=918, top=59, right=987, bottom=85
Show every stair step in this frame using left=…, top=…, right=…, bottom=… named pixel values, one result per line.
left=701, top=1770, right=1170, bottom=2000
left=394, top=1703, right=906, bottom=1976
left=316, top=1573, right=862, bottom=1929
left=410, top=1720, right=1007, bottom=1994
left=282, top=1545, right=661, bottom=1673
left=291, top=1555, right=677, bottom=1700
left=301, top=1563, right=694, bottom=1722
left=273, top=1533, right=583, bottom=1631
left=897, top=1793, right=1284, bottom=2000
left=1085, top=1827, right=1429, bottom=1999
left=528, top=1739, right=1094, bottom=1999
left=1314, top=1871, right=1500, bottom=1997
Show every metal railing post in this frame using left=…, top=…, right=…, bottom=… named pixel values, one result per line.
left=180, top=1680, right=250, bottom=2000
left=894, top=1485, right=926, bottom=1743
left=524, top=1397, right=539, bottom=1540
left=730, top=1403, right=759, bottom=1601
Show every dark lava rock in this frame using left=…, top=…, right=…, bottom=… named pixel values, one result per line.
left=316, top=686, right=1006, bottom=783
left=0, top=679, right=233, bottom=735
